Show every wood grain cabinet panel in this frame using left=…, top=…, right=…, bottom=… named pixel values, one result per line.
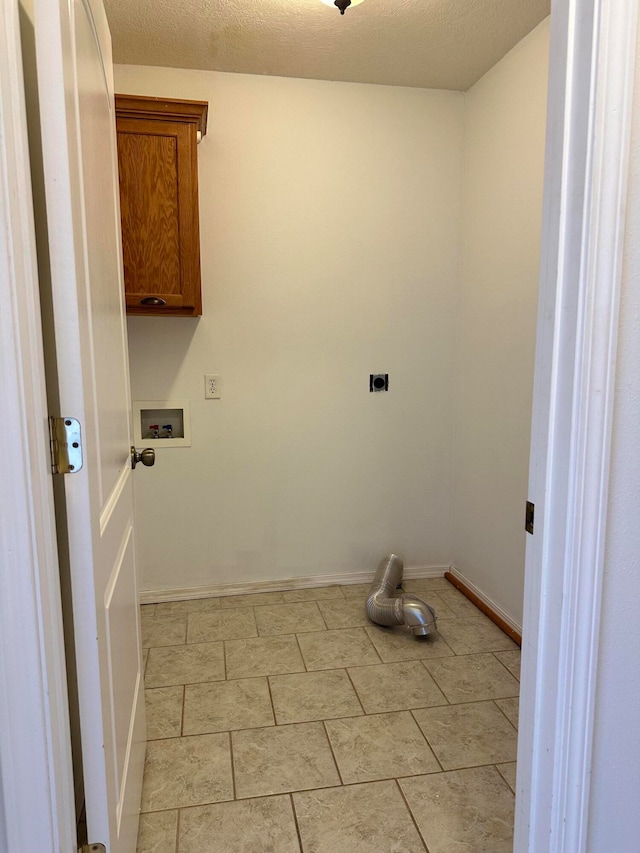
left=115, top=96, right=208, bottom=317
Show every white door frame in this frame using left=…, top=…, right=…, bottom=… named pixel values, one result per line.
left=0, top=0, right=76, bottom=850
left=1, top=0, right=638, bottom=849
left=515, top=0, right=639, bottom=850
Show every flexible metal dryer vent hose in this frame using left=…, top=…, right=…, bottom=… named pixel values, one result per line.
left=365, top=554, right=437, bottom=637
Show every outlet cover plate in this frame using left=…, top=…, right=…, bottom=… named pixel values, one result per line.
left=205, top=374, right=222, bottom=399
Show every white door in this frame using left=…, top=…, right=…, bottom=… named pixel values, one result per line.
left=33, top=0, right=146, bottom=849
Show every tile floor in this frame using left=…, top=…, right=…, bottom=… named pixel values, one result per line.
left=138, top=578, right=520, bottom=853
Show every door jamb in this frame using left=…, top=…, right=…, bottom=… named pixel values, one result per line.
left=515, top=0, right=639, bottom=849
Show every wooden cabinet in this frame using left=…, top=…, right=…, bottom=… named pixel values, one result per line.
left=114, top=95, right=208, bottom=316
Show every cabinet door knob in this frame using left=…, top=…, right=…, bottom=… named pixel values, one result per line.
left=139, top=296, right=167, bottom=306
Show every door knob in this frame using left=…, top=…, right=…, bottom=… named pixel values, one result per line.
left=131, top=446, right=155, bottom=469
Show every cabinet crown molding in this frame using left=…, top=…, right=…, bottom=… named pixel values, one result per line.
left=114, top=95, right=208, bottom=136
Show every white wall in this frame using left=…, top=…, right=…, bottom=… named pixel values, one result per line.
left=452, top=20, right=550, bottom=626
left=587, top=28, right=640, bottom=845
left=115, top=65, right=464, bottom=593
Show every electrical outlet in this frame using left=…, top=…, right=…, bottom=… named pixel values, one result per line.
left=204, top=374, right=222, bottom=399
left=370, top=373, right=389, bottom=392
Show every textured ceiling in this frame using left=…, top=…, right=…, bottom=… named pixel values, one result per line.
left=104, top=0, right=550, bottom=92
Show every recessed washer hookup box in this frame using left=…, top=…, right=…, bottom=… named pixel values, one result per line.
left=133, top=400, right=192, bottom=447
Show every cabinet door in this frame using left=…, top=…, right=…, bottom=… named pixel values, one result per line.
left=116, top=117, right=202, bottom=315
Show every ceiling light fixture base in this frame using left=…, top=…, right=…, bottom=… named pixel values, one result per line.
left=320, top=0, right=366, bottom=14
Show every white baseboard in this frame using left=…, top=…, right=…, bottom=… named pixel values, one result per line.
left=447, top=565, right=522, bottom=636
left=140, top=564, right=450, bottom=604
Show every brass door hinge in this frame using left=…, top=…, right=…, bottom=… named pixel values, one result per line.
left=48, top=416, right=83, bottom=474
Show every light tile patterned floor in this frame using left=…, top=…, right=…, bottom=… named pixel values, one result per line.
left=137, top=580, right=520, bottom=853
